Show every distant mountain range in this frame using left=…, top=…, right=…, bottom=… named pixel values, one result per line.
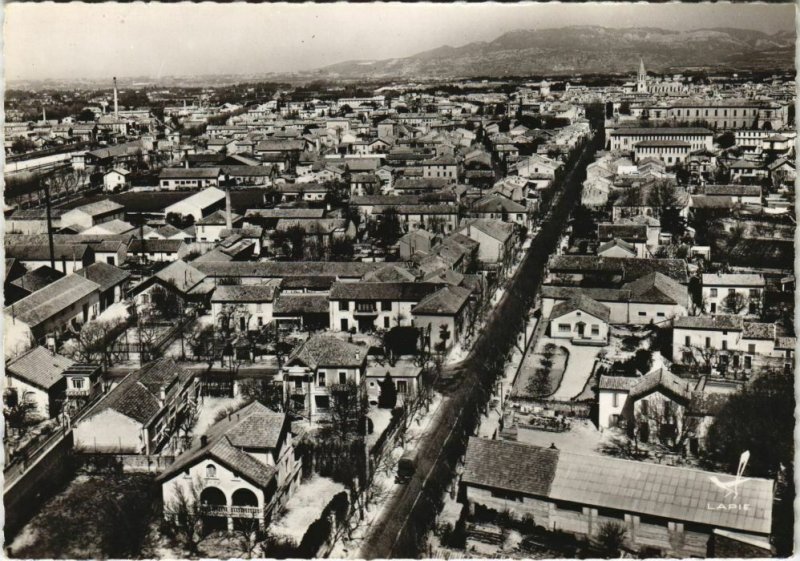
left=316, top=26, right=795, bottom=79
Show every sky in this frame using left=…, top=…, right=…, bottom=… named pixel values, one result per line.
left=4, top=2, right=796, bottom=82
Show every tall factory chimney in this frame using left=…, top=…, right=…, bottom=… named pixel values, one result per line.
left=224, top=175, right=233, bottom=230
left=113, top=76, right=119, bottom=118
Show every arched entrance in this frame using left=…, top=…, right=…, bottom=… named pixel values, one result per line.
left=231, top=488, right=260, bottom=531
left=200, top=486, right=227, bottom=534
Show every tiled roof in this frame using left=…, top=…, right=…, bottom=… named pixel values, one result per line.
left=362, top=265, right=418, bottom=283
left=129, top=239, right=184, bottom=253
left=472, top=194, right=528, bottom=214
left=245, top=208, right=326, bottom=219
left=612, top=127, right=712, bottom=136
left=75, top=262, right=131, bottom=293
left=551, top=294, right=611, bottom=323
left=90, top=358, right=192, bottom=425
left=6, top=243, right=91, bottom=261
left=628, top=367, right=693, bottom=402
left=7, top=346, right=74, bottom=390
left=10, top=266, right=65, bottom=294
left=411, top=285, right=471, bottom=315
left=211, top=282, right=280, bottom=303
left=462, top=437, right=558, bottom=497
left=158, top=402, right=283, bottom=489
left=195, top=260, right=381, bottom=279
left=330, top=281, right=440, bottom=302
left=702, top=273, right=765, bottom=288
left=5, top=274, right=100, bottom=328
left=598, top=238, right=636, bottom=255
left=288, top=334, right=366, bottom=369
left=279, top=276, right=336, bottom=290
left=741, top=322, right=775, bottom=341
left=548, top=256, right=689, bottom=284
left=197, top=209, right=241, bottom=226
left=622, top=271, right=688, bottom=305
left=635, top=140, right=691, bottom=147
left=273, top=294, right=330, bottom=315
left=703, top=184, right=762, bottom=197
left=160, top=167, right=220, bottom=179
left=154, top=260, right=207, bottom=293
left=598, top=375, right=638, bottom=391
left=674, top=315, right=744, bottom=331
left=459, top=218, right=516, bottom=243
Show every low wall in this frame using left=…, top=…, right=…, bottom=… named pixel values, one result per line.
left=4, top=431, right=75, bottom=539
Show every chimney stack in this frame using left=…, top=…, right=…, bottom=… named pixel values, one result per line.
left=42, top=107, right=46, bottom=122
left=224, top=175, right=233, bottom=230
left=113, top=76, right=119, bottom=118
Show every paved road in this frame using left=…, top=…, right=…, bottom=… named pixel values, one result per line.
left=356, top=120, right=604, bottom=559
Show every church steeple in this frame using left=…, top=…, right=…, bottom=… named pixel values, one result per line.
left=637, top=58, right=647, bottom=93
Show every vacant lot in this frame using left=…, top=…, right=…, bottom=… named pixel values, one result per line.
left=8, top=474, right=157, bottom=559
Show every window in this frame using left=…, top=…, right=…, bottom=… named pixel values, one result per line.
left=749, top=289, right=759, bottom=298
left=558, top=324, right=570, bottom=333
left=722, top=340, right=728, bottom=351
left=397, top=380, right=408, bottom=394
left=705, top=337, right=711, bottom=349
left=339, top=372, right=347, bottom=385
left=338, top=300, right=348, bottom=311
left=317, top=372, right=326, bottom=387
left=748, top=344, right=756, bottom=354
left=728, top=288, right=735, bottom=296
left=340, top=319, right=349, bottom=331
left=591, top=325, right=600, bottom=336
left=613, top=392, right=619, bottom=408
left=384, top=317, right=390, bottom=328
left=256, top=303, right=263, bottom=312
left=684, top=336, right=691, bottom=346
left=656, top=312, right=665, bottom=318
left=206, top=464, right=217, bottom=478
left=72, top=378, right=84, bottom=389
left=710, top=288, right=718, bottom=297
left=638, top=311, right=647, bottom=317
left=641, top=400, right=649, bottom=416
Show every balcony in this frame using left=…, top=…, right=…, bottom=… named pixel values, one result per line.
left=66, top=388, right=92, bottom=398
left=202, top=504, right=262, bottom=518
left=353, top=304, right=378, bottom=316
left=290, top=386, right=307, bottom=396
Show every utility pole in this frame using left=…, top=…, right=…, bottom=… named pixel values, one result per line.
left=43, top=177, right=56, bottom=270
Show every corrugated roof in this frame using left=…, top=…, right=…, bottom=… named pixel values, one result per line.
left=550, top=449, right=772, bottom=535
left=5, top=274, right=100, bottom=328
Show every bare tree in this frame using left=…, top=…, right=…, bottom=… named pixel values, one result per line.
left=680, top=344, right=719, bottom=373
left=162, top=477, right=205, bottom=556
left=69, top=318, right=128, bottom=368
left=722, top=292, right=748, bottom=315
left=328, top=381, right=368, bottom=440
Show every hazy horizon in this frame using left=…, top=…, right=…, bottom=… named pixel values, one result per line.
left=5, top=2, right=796, bottom=83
